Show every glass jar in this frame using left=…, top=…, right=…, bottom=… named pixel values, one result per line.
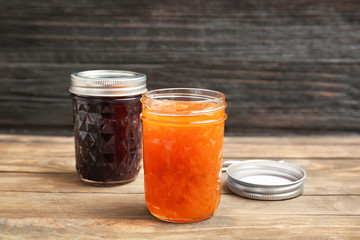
left=69, top=70, right=147, bottom=185
left=141, top=88, right=227, bottom=222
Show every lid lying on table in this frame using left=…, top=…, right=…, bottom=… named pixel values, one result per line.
left=223, top=160, right=306, bottom=201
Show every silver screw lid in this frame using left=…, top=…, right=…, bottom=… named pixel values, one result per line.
left=70, top=70, right=147, bottom=97
left=223, top=160, right=306, bottom=200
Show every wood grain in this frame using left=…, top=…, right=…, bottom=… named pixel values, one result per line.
left=1, top=0, right=360, bottom=134
left=223, top=137, right=360, bottom=158
left=1, top=135, right=359, bottom=163
left=1, top=135, right=360, bottom=195
left=0, top=134, right=359, bottom=239
left=0, top=192, right=359, bottom=218
left=0, top=158, right=359, bottom=195
left=0, top=193, right=359, bottom=239
left=0, top=216, right=359, bottom=240
left=1, top=135, right=359, bottom=201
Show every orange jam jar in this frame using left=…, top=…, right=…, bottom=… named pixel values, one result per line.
left=141, top=88, right=227, bottom=223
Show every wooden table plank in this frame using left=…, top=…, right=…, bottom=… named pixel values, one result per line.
left=1, top=135, right=360, bottom=173
left=1, top=216, right=359, bottom=240
left=0, top=192, right=359, bottom=218
left=223, top=137, right=360, bottom=159
left=0, top=193, right=359, bottom=239
left=0, top=134, right=359, bottom=239
left=0, top=157, right=359, bottom=195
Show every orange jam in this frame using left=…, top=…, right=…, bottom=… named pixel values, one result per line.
left=141, top=88, right=227, bottom=222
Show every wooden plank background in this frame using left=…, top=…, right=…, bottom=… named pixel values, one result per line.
left=1, top=0, right=360, bottom=135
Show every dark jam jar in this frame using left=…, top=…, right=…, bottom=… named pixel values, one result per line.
left=69, top=70, right=147, bottom=186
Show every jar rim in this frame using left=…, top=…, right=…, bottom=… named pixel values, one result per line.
left=70, top=70, right=147, bottom=97
left=142, top=88, right=225, bottom=103
left=141, top=88, right=227, bottom=117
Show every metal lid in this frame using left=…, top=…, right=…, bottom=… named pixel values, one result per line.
left=70, top=70, right=147, bottom=97
left=223, top=160, right=306, bottom=200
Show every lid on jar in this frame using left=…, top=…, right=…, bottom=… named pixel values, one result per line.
left=70, top=70, right=147, bottom=97
left=222, top=160, right=306, bottom=200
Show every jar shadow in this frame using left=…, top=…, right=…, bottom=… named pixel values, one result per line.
left=37, top=172, right=150, bottom=220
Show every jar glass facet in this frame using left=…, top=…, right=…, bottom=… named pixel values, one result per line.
left=72, top=95, right=142, bottom=185
left=70, top=70, right=146, bottom=186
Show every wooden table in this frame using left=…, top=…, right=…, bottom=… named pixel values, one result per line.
left=0, top=134, right=359, bottom=239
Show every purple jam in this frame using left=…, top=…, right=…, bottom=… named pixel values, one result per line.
left=72, top=94, right=142, bottom=185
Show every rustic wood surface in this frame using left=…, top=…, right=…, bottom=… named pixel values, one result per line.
left=1, top=0, right=360, bottom=135
left=0, top=134, right=359, bottom=239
